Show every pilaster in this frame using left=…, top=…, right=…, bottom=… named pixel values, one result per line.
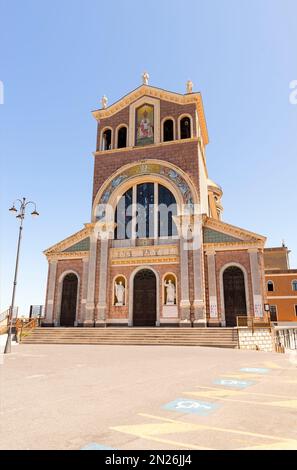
left=248, top=248, right=263, bottom=318
left=84, top=232, right=97, bottom=326
left=179, top=237, right=191, bottom=323
left=44, top=260, right=57, bottom=326
left=78, top=257, right=89, bottom=326
left=95, top=239, right=109, bottom=326
left=192, top=217, right=206, bottom=327
left=206, top=250, right=219, bottom=325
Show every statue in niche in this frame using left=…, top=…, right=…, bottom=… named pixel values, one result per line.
left=115, top=280, right=125, bottom=306
left=164, top=279, right=176, bottom=305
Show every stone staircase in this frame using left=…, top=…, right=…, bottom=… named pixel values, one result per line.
left=21, top=327, right=239, bottom=348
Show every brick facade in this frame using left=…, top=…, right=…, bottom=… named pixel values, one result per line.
left=92, top=140, right=200, bottom=204
left=43, top=82, right=267, bottom=329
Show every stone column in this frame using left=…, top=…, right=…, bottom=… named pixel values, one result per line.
left=131, top=185, right=137, bottom=244
left=179, top=236, right=191, bottom=326
left=78, top=257, right=89, bottom=326
left=96, top=239, right=109, bottom=326
left=192, top=217, right=206, bottom=327
left=84, top=232, right=97, bottom=326
left=154, top=182, right=158, bottom=240
left=206, top=250, right=219, bottom=325
left=249, top=248, right=263, bottom=318
left=44, top=260, right=57, bottom=326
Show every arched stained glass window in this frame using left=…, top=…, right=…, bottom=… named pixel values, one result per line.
left=115, top=183, right=177, bottom=239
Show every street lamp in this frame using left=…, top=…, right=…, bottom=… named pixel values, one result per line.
left=4, top=197, right=39, bottom=354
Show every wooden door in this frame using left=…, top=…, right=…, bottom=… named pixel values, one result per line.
left=60, top=273, right=78, bottom=326
left=133, top=269, right=156, bottom=326
left=223, top=266, right=247, bottom=327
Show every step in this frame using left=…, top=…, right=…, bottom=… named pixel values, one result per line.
left=21, top=327, right=238, bottom=348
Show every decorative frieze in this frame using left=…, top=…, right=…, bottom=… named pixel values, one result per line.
left=98, top=162, right=194, bottom=208
left=110, top=244, right=178, bottom=266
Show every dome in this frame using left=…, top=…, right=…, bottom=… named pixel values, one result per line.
left=207, top=178, right=223, bottom=193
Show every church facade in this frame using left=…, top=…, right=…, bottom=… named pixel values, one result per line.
left=43, top=75, right=267, bottom=328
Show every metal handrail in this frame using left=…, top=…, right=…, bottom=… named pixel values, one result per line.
left=0, top=309, right=9, bottom=323
left=272, top=326, right=297, bottom=351
left=236, top=315, right=271, bottom=333
left=17, top=318, right=38, bottom=342
left=0, top=307, right=18, bottom=324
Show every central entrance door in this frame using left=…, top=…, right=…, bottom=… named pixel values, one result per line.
left=133, top=269, right=157, bottom=326
left=223, top=266, right=247, bottom=327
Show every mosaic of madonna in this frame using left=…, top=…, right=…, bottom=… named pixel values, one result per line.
left=136, top=104, right=154, bottom=146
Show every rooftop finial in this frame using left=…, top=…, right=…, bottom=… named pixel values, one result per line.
left=101, top=95, right=108, bottom=109
left=186, top=80, right=193, bottom=94
left=142, top=71, right=149, bottom=85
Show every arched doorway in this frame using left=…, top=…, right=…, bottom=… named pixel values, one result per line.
left=133, top=269, right=157, bottom=326
left=60, top=273, right=78, bottom=326
left=223, top=266, right=247, bottom=327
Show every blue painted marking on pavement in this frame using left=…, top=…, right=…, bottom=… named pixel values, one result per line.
left=81, top=443, right=115, bottom=450
left=240, top=367, right=269, bottom=374
left=163, top=398, right=220, bottom=416
left=214, top=378, right=255, bottom=388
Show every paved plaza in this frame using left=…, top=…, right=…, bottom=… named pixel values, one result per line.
left=1, top=344, right=297, bottom=450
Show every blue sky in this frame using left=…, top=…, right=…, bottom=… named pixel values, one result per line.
left=0, top=0, right=296, bottom=314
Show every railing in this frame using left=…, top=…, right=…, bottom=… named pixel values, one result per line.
left=0, top=308, right=9, bottom=324
left=273, top=326, right=297, bottom=352
left=0, top=307, right=18, bottom=324
left=16, top=318, right=38, bottom=342
left=0, top=307, right=19, bottom=334
left=236, top=314, right=271, bottom=333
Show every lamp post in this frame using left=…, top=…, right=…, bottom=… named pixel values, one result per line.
left=4, top=197, right=39, bottom=354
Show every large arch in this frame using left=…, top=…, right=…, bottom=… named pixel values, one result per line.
left=219, top=263, right=250, bottom=327
left=128, top=265, right=160, bottom=327
left=92, top=159, right=199, bottom=223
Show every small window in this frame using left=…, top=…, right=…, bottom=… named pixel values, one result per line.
left=270, top=305, right=277, bottom=322
left=163, top=119, right=174, bottom=142
left=102, top=129, right=112, bottom=150
left=117, top=126, right=127, bottom=148
left=292, top=280, right=297, bottom=291
left=267, top=280, right=274, bottom=292
left=294, top=305, right=297, bottom=317
left=180, top=116, right=191, bottom=139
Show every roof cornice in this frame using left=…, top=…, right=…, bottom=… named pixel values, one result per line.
left=44, top=224, right=95, bottom=257
left=203, top=216, right=266, bottom=244
left=92, top=85, right=209, bottom=145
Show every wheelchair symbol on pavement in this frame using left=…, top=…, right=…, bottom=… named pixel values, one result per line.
left=163, top=398, right=220, bottom=415
left=214, top=378, right=255, bottom=388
